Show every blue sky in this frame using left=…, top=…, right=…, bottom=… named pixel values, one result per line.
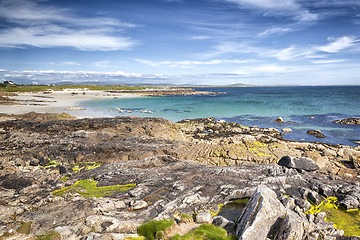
left=0, top=0, right=360, bottom=85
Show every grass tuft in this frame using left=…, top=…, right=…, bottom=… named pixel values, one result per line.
left=35, top=230, right=61, bottom=240
left=137, top=219, right=175, bottom=240
left=172, top=224, right=236, bottom=240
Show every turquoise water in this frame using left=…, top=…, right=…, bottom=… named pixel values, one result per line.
left=79, top=86, right=360, bottom=146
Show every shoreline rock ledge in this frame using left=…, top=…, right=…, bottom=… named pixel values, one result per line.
left=333, top=118, right=360, bottom=125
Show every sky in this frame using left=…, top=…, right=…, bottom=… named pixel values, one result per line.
left=0, top=0, right=360, bottom=86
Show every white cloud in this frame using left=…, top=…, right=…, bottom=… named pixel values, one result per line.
left=134, top=58, right=256, bottom=67
left=190, top=35, right=212, bottom=40
left=204, top=34, right=360, bottom=63
left=312, top=59, right=347, bottom=64
left=0, top=0, right=137, bottom=51
left=225, top=0, right=318, bottom=22
left=62, top=61, right=80, bottom=66
left=0, top=69, right=147, bottom=85
left=316, top=36, right=359, bottom=53
left=257, top=27, right=294, bottom=38
left=93, top=61, right=112, bottom=68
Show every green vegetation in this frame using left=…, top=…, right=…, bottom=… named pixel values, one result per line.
left=17, top=221, right=31, bottom=234
left=306, top=197, right=360, bottom=236
left=60, top=176, right=69, bottom=181
left=123, top=237, right=145, bottom=240
left=44, top=160, right=59, bottom=168
left=180, top=213, right=193, bottom=220
left=52, top=179, right=136, bottom=198
left=137, top=219, right=175, bottom=240
left=0, top=83, right=156, bottom=92
left=0, top=232, right=15, bottom=240
left=72, top=162, right=102, bottom=173
left=172, top=224, right=236, bottom=240
left=136, top=219, right=236, bottom=240
left=35, top=230, right=61, bottom=240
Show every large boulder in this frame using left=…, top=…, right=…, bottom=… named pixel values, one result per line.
left=235, top=185, right=286, bottom=240
left=272, top=210, right=312, bottom=240
left=278, top=156, right=320, bottom=172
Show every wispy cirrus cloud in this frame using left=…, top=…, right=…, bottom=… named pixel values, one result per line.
left=312, top=59, right=347, bottom=64
left=257, top=27, right=295, bottom=38
left=134, top=58, right=256, bottom=68
left=224, top=0, right=318, bottom=22
left=0, top=0, right=137, bottom=51
left=202, top=34, right=360, bottom=62
left=62, top=61, right=80, bottom=66
left=92, top=61, right=112, bottom=68
left=316, top=36, right=360, bottom=53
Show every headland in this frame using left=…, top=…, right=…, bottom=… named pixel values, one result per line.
left=0, top=85, right=360, bottom=239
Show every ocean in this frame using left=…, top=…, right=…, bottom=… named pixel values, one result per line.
left=79, top=86, right=360, bottom=146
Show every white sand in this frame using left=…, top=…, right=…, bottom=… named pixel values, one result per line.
left=0, top=90, right=142, bottom=118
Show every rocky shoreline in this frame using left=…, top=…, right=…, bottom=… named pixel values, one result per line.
left=1, top=113, right=360, bottom=239
left=105, top=87, right=222, bottom=97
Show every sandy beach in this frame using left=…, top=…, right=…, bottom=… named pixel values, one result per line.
left=0, top=89, right=141, bottom=118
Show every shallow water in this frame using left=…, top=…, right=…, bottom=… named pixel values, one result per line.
left=79, top=86, right=360, bottom=146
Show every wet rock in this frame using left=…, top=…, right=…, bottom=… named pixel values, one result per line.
left=213, top=216, right=235, bottom=232
left=278, top=156, right=320, bottom=172
left=0, top=173, right=33, bottom=190
left=38, top=156, right=49, bottom=166
left=235, top=185, right=286, bottom=240
left=29, top=158, right=39, bottom=166
left=282, top=128, right=292, bottom=133
left=333, top=118, right=360, bottom=125
left=306, top=130, right=326, bottom=138
left=274, top=117, right=284, bottom=123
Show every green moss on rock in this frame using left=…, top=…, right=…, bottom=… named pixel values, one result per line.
left=17, top=221, right=31, bottom=234
left=52, top=179, right=136, bottom=198
left=306, top=197, right=360, bottom=236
